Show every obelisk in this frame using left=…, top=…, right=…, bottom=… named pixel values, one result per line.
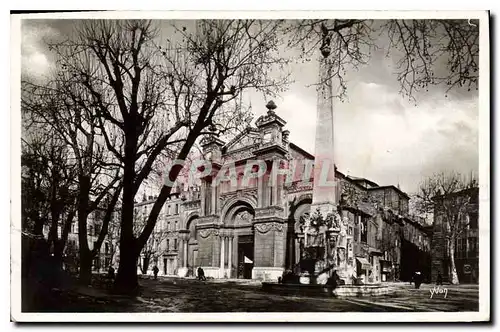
left=311, top=25, right=336, bottom=209
left=303, top=24, right=348, bottom=285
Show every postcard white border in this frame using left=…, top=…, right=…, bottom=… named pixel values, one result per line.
left=10, top=10, right=490, bottom=322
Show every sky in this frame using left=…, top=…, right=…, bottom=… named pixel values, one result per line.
left=20, top=19, right=479, bottom=195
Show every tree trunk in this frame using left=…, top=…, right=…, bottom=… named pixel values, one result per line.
left=79, top=248, right=93, bottom=285
left=114, top=242, right=139, bottom=292
left=115, top=113, right=200, bottom=291
left=115, top=126, right=141, bottom=292
left=77, top=175, right=92, bottom=284
left=448, top=240, right=460, bottom=284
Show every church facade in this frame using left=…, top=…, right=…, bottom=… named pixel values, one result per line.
left=133, top=106, right=432, bottom=284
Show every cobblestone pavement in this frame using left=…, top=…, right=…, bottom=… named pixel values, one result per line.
left=53, top=277, right=478, bottom=313
left=343, top=283, right=479, bottom=312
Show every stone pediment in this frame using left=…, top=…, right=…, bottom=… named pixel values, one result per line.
left=224, top=128, right=261, bottom=155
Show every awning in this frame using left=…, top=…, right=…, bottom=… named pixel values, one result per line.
left=369, top=249, right=384, bottom=256
left=356, top=257, right=371, bottom=270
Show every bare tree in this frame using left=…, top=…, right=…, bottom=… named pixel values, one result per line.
left=414, top=171, right=478, bottom=284
left=39, top=19, right=290, bottom=291
left=284, top=19, right=479, bottom=101
left=21, top=132, right=77, bottom=277
left=22, top=68, right=123, bottom=284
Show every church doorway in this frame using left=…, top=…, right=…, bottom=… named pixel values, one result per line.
left=237, top=235, right=254, bottom=279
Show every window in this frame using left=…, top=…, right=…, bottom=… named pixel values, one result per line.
left=175, top=220, right=178, bottom=231
left=469, top=237, right=478, bottom=257
left=175, top=204, right=179, bottom=214
left=167, top=239, right=170, bottom=251
left=105, top=242, right=109, bottom=254
left=469, top=212, right=478, bottom=229
left=167, top=205, right=171, bottom=215
left=360, top=217, right=367, bottom=243
left=455, top=238, right=465, bottom=258
left=174, top=239, right=178, bottom=250
left=354, top=225, right=359, bottom=242
left=167, top=222, right=171, bottom=232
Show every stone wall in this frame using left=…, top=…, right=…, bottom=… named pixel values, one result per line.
left=368, top=187, right=409, bottom=215
left=252, top=222, right=287, bottom=281
left=197, top=230, right=220, bottom=268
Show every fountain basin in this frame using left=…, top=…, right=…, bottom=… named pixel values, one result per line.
left=261, top=282, right=394, bottom=297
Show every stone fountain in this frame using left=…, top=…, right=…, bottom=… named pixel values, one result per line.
left=293, top=23, right=355, bottom=287
left=262, top=24, right=391, bottom=297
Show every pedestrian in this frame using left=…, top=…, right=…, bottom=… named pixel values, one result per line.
left=197, top=267, right=206, bottom=281
left=436, top=272, right=443, bottom=286
left=153, top=265, right=159, bottom=280
left=108, top=265, right=115, bottom=281
left=472, top=268, right=477, bottom=283
left=327, top=270, right=338, bottom=289
left=414, top=271, right=422, bottom=289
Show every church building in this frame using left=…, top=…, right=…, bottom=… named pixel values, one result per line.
left=133, top=103, right=432, bottom=284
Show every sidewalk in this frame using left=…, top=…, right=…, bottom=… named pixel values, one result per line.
left=383, top=281, right=479, bottom=294
left=150, top=275, right=261, bottom=286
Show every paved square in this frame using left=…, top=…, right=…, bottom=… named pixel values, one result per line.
left=42, top=277, right=478, bottom=313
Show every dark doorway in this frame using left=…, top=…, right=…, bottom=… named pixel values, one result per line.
left=237, top=235, right=254, bottom=279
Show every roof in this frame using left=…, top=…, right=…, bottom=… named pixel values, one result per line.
left=402, top=215, right=433, bottom=234
left=347, top=176, right=380, bottom=188
left=368, top=185, right=410, bottom=200
left=288, top=142, right=314, bottom=160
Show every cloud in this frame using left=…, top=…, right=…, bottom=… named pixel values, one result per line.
left=20, top=19, right=479, bottom=196
left=21, top=23, right=59, bottom=80
left=273, top=74, right=478, bottom=194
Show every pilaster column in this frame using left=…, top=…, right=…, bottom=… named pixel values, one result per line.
left=211, top=179, right=217, bottom=214
left=271, top=158, right=279, bottom=206
left=183, top=239, right=188, bottom=268
left=220, top=234, right=225, bottom=277
left=257, top=175, right=264, bottom=208
left=272, top=180, right=279, bottom=207
left=228, top=235, right=233, bottom=278
left=200, top=181, right=206, bottom=216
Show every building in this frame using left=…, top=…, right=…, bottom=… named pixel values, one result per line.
left=133, top=192, right=187, bottom=276
left=337, top=178, right=432, bottom=283
left=431, top=187, right=479, bottom=284
left=57, top=104, right=430, bottom=282
left=116, top=105, right=431, bottom=283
